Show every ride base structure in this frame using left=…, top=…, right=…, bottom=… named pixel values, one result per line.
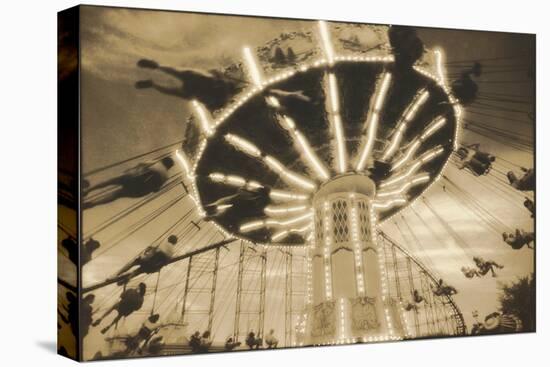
left=301, top=174, right=407, bottom=345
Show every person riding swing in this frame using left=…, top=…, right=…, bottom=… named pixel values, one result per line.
left=432, top=279, right=458, bottom=297
left=245, top=331, right=262, bottom=349
left=114, top=235, right=178, bottom=285
left=92, top=283, right=147, bottom=334
left=110, top=313, right=161, bottom=356
left=507, top=167, right=534, bottom=191
left=502, top=229, right=535, bottom=250
left=473, top=256, right=504, bottom=277
left=83, top=157, right=174, bottom=209
left=456, top=144, right=494, bottom=176
left=264, top=329, right=279, bottom=349
left=404, top=289, right=425, bottom=311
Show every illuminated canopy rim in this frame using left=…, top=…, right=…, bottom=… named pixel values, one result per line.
left=191, top=58, right=459, bottom=245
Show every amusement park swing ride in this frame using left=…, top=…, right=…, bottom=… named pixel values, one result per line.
left=175, top=20, right=462, bottom=346
left=76, top=20, right=531, bottom=358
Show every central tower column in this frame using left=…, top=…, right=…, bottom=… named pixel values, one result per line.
left=301, top=174, right=406, bottom=345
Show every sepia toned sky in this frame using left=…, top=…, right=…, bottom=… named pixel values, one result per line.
left=76, top=5, right=534, bottom=359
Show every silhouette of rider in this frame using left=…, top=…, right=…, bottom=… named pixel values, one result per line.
left=225, top=336, right=241, bottom=351
left=114, top=235, right=178, bottom=284
left=61, top=237, right=100, bottom=266
left=62, top=292, right=95, bottom=338
left=456, top=144, right=494, bottom=176
left=523, top=198, right=535, bottom=218
left=507, top=167, right=534, bottom=191
left=502, top=229, right=535, bottom=250
left=245, top=331, right=262, bottom=349
left=83, top=157, right=174, bottom=209
left=136, top=59, right=241, bottom=110
left=473, top=256, right=504, bottom=277
left=432, top=279, right=458, bottom=296
left=265, top=329, right=279, bottom=348
left=92, top=283, right=147, bottom=334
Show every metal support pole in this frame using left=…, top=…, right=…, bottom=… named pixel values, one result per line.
left=391, top=244, right=402, bottom=300
left=421, top=275, right=436, bottom=334
left=380, top=238, right=394, bottom=299
left=406, top=257, right=420, bottom=336
left=207, top=247, right=220, bottom=332
left=258, top=249, right=267, bottom=338
left=233, top=241, right=246, bottom=341
left=180, top=256, right=193, bottom=323
left=284, top=250, right=293, bottom=346
left=432, top=298, right=444, bottom=334
left=427, top=278, right=440, bottom=333
left=150, top=270, right=162, bottom=315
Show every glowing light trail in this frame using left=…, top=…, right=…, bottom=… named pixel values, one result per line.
left=391, top=116, right=446, bottom=171
left=243, top=46, right=264, bottom=87
left=356, top=72, right=392, bottom=171
left=224, top=134, right=262, bottom=158
left=324, top=73, right=347, bottom=173
left=264, top=155, right=317, bottom=191
left=271, top=223, right=312, bottom=242
left=265, top=204, right=309, bottom=216
left=376, top=173, right=430, bottom=198
left=224, top=133, right=315, bottom=190
left=382, top=90, right=430, bottom=161
left=434, top=48, right=445, bottom=84
left=208, top=172, right=262, bottom=191
left=269, top=102, right=330, bottom=181
left=192, top=100, right=214, bottom=137
left=380, top=146, right=445, bottom=188
left=318, top=21, right=335, bottom=65
left=270, top=190, right=310, bottom=202
left=372, top=197, right=407, bottom=209
left=240, top=211, right=313, bottom=233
